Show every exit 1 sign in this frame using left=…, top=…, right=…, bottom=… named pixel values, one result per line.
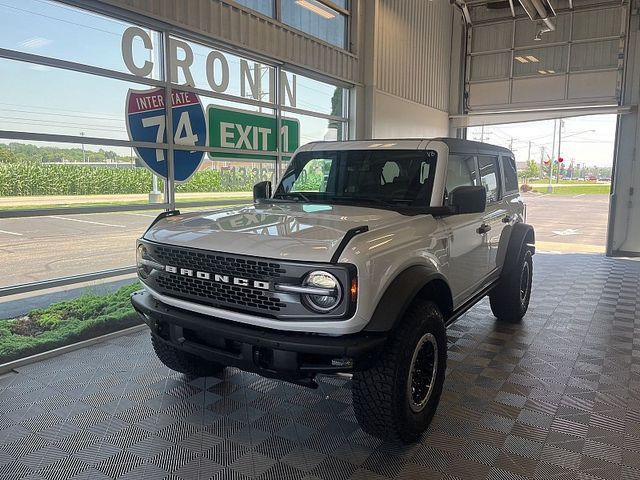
left=208, top=105, right=299, bottom=160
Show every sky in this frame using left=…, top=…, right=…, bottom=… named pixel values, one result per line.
left=468, top=115, right=617, bottom=168
left=0, top=0, right=619, bottom=168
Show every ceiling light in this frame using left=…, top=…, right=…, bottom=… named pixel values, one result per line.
left=538, top=70, right=547, bottom=75
left=295, top=0, right=336, bottom=19
left=515, top=56, right=528, bottom=63
left=526, top=55, right=539, bottom=62
left=548, top=69, right=555, bottom=74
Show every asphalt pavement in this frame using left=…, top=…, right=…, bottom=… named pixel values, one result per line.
left=0, top=193, right=610, bottom=291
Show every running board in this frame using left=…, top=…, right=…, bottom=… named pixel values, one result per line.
left=445, top=279, right=499, bottom=327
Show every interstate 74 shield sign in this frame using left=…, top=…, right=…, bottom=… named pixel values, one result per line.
left=126, top=87, right=206, bottom=182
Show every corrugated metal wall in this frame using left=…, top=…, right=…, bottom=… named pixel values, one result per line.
left=94, top=0, right=359, bottom=83
left=375, top=0, right=453, bottom=112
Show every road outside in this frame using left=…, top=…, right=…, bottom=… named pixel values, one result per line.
left=523, top=192, right=609, bottom=253
left=0, top=193, right=609, bottom=289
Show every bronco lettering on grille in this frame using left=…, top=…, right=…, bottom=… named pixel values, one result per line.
left=164, top=265, right=270, bottom=290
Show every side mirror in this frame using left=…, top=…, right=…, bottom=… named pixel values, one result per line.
left=449, top=185, right=486, bottom=214
left=253, top=181, right=272, bottom=203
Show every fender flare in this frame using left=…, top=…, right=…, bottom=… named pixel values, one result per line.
left=501, top=222, right=535, bottom=276
left=364, top=266, right=453, bottom=333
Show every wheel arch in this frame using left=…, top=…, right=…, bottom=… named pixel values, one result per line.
left=364, top=265, right=454, bottom=333
left=501, top=222, right=535, bottom=276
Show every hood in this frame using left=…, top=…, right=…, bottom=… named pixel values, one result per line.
left=143, top=202, right=409, bottom=262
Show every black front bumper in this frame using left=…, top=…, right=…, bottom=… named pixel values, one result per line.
left=131, top=290, right=386, bottom=385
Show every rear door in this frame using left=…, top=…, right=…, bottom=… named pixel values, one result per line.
left=478, top=155, right=509, bottom=277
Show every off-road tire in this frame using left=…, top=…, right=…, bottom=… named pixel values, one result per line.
left=352, top=300, right=447, bottom=443
left=151, top=333, right=225, bottom=377
left=489, top=247, right=533, bottom=322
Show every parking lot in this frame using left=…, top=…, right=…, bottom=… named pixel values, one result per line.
left=0, top=194, right=610, bottom=289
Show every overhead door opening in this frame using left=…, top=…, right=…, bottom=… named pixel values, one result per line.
left=468, top=114, right=617, bottom=254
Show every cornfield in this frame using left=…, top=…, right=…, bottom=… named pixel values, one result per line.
left=0, top=163, right=272, bottom=196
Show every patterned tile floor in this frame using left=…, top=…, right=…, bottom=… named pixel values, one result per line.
left=1, top=253, right=640, bottom=480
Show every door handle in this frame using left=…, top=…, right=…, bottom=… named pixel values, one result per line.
left=477, top=223, right=492, bottom=234
left=502, top=215, right=513, bottom=223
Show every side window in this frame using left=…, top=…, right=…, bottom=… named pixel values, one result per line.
left=478, top=155, right=501, bottom=203
left=445, top=154, right=478, bottom=204
left=291, top=158, right=332, bottom=192
left=502, top=156, right=519, bottom=193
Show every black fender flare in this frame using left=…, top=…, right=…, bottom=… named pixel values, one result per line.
left=500, top=222, right=535, bottom=276
left=364, top=266, right=453, bottom=333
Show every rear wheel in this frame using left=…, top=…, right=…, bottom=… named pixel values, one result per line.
left=352, top=300, right=447, bottom=443
left=151, top=333, right=225, bottom=377
left=490, top=247, right=533, bottom=322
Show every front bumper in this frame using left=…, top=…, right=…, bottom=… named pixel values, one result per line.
left=131, top=289, right=386, bottom=386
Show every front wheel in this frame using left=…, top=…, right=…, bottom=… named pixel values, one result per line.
left=489, top=247, right=533, bottom=322
left=352, top=300, right=447, bottom=443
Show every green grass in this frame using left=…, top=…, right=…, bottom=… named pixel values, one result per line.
left=531, top=185, right=611, bottom=195
left=0, top=283, right=143, bottom=364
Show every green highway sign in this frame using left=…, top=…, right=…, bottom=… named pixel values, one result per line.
left=208, top=105, right=299, bottom=160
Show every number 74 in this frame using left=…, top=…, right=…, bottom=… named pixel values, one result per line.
left=141, top=111, right=199, bottom=162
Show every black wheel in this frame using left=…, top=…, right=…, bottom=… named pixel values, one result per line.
left=489, top=247, right=533, bottom=322
left=151, top=333, right=225, bottom=377
left=352, top=300, right=447, bottom=444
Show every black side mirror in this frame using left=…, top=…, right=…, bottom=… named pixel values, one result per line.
left=253, top=181, right=272, bottom=203
left=449, top=185, right=486, bottom=214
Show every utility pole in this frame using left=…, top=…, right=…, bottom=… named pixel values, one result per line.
left=556, top=120, right=563, bottom=184
left=80, top=131, right=86, bottom=163
left=527, top=140, right=532, bottom=162
left=547, top=119, right=556, bottom=193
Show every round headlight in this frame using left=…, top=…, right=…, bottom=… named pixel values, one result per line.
left=303, top=271, right=342, bottom=312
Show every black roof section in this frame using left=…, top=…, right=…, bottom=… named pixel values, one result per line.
left=430, top=137, right=513, bottom=156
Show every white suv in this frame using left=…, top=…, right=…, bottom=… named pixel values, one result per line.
left=132, top=138, right=535, bottom=443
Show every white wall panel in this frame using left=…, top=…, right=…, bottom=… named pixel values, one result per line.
left=372, top=91, right=449, bottom=138
left=93, top=0, right=359, bottom=83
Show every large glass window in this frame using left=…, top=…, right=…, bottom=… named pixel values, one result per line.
left=234, top=0, right=349, bottom=50
left=281, top=0, right=347, bottom=48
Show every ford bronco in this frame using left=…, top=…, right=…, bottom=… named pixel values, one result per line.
left=131, top=138, right=535, bottom=443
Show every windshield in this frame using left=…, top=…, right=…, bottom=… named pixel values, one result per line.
left=274, top=149, right=438, bottom=208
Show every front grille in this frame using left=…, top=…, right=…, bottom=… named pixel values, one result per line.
left=156, top=274, right=286, bottom=312
left=140, top=240, right=354, bottom=320
left=153, top=245, right=285, bottom=281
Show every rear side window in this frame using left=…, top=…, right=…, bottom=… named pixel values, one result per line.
left=478, top=155, right=501, bottom=203
left=502, top=156, right=519, bottom=193
left=445, top=154, right=478, bottom=203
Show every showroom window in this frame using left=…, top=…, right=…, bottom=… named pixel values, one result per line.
left=0, top=0, right=350, bottom=298
left=234, top=0, right=349, bottom=49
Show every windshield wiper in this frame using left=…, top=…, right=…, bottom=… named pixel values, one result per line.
left=272, top=192, right=311, bottom=202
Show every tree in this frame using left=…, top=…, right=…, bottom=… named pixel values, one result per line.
left=519, top=160, right=540, bottom=181
left=0, top=146, right=17, bottom=163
